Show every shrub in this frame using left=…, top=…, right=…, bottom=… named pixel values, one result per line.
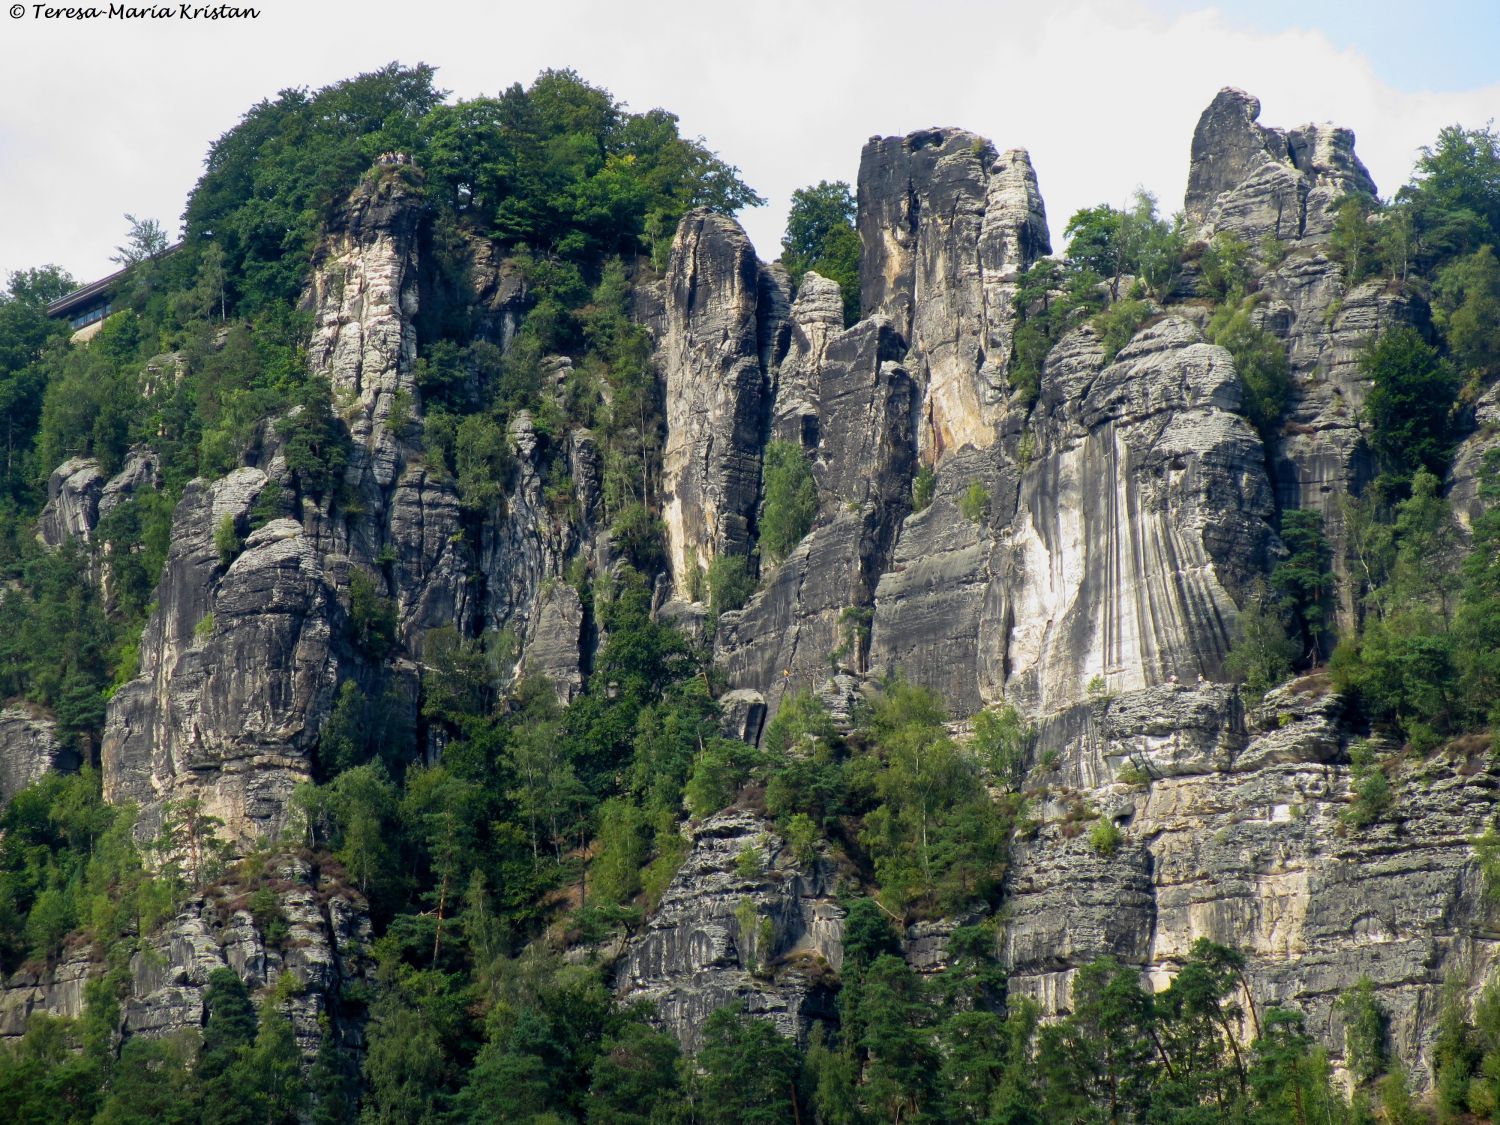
left=214, top=513, right=242, bottom=567
left=614, top=502, right=668, bottom=577
left=1091, top=297, right=1153, bottom=362
left=1337, top=977, right=1388, bottom=1086
left=911, top=465, right=936, bottom=512
left=1343, top=740, right=1393, bottom=828
left=786, top=813, right=819, bottom=866
left=972, top=705, right=1033, bottom=789
left=759, top=441, right=817, bottom=563
left=349, top=568, right=398, bottom=660
left=960, top=481, right=991, bottom=523
left=1089, top=817, right=1123, bottom=856
left=1225, top=580, right=1298, bottom=702
left=684, top=738, right=757, bottom=819
left=707, top=554, right=756, bottom=617
left=1208, top=299, right=1291, bottom=436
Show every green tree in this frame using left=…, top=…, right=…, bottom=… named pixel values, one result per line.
left=1036, top=957, right=1155, bottom=1124
left=759, top=440, right=818, bottom=563
left=1225, top=579, right=1298, bottom=701
left=1432, top=243, right=1500, bottom=384
left=586, top=1022, right=684, bottom=1123
left=1337, top=977, right=1388, bottom=1087
left=781, top=180, right=861, bottom=325
left=695, top=1005, right=806, bottom=1125
left=1208, top=298, right=1291, bottom=436
left=1361, top=326, right=1458, bottom=489
left=1273, top=509, right=1333, bottom=661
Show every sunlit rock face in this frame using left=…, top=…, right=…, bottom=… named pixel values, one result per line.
left=656, top=209, right=784, bottom=594
left=871, top=316, right=1276, bottom=717
left=858, top=130, right=1049, bottom=461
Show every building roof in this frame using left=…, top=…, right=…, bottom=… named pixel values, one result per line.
left=44, top=242, right=185, bottom=321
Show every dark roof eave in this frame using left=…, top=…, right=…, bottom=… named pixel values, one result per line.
left=44, top=242, right=185, bottom=319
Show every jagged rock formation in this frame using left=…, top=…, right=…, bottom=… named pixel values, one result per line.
left=859, top=132, right=1050, bottom=460
left=615, top=808, right=843, bottom=1050
left=1002, top=679, right=1498, bottom=1081
left=1182, top=89, right=1403, bottom=632
left=0, top=707, right=74, bottom=809
left=871, top=316, right=1277, bottom=716
left=656, top=210, right=785, bottom=591
left=36, top=448, right=162, bottom=552
left=305, top=161, right=424, bottom=496
left=36, top=457, right=106, bottom=547
left=15, top=81, right=1500, bottom=1097
left=103, top=476, right=348, bottom=846
left=622, top=88, right=1497, bottom=1089
left=717, top=312, right=915, bottom=711
left=1185, top=88, right=1375, bottom=244
left=1, top=858, right=370, bottom=1057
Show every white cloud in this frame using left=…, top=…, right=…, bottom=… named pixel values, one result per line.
left=2, top=0, right=1497, bottom=288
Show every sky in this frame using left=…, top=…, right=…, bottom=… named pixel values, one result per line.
left=1, top=0, right=1498, bottom=289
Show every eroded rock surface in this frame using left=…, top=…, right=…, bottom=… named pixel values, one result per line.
left=0, top=708, right=74, bottom=809
left=616, top=808, right=843, bottom=1051
left=871, top=317, right=1277, bottom=716
left=657, top=210, right=779, bottom=591
left=1003, top=679, right=1495, bottom=1088
left=1185, top=87, right=1375, bottom=244
left=0, top=857, right=371, bottom=1062
left=103, top=477, right=345, bottom=847
left=858, top=131, right=1049, bottom=459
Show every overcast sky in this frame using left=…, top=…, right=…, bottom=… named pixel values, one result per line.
left=2, top=0, right=1498, bottom=289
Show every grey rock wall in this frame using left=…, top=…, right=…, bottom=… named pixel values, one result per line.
left=858, top=130, right=1049, bottom=460
left=657, top=210, right=778, bottom=592
left=615, top=808, right=843, bottom=1051
left=0, top=708, right=74, bottom=809
left=1003, top=679, right=1496, bottom=1088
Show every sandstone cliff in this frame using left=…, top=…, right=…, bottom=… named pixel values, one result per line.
left=7, top=84, right=1496, bottom=1097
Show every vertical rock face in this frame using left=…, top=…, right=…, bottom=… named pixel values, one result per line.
left=103, top=475, right=346, bottom=847
left=36, top=458, right=105, bottom=547
left=658, top=210, right=778, bottom=591
left=615, top=809, right=843, bottom=1051
left=120, top=858, right=371, bottom=1057
left=384, top=463, right=471, bottom=649
left=0, top=708, right=74, bottom=809
left=1183, top=90, right=1393, bottom=633
left=770, top=272, right=844, bottom=444
left=305, top=161, right=424, bottom=495
left=858, top=131, right=1049, bottom=460
left=870, top=316, right=1277, bottom=717
left=717, top=313, right=915, bottom=708
left=0, top=858, right=371, bottom=1057
left=1002, top=680, right=1499, bottom=1087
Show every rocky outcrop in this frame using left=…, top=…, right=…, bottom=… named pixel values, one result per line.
left=717, top=314, right=915, bottom=710
left=858, top=131, right=1049, bottom=459
left=1003, top=678, right=1496, bottom=1087
left=384, top=463, right=471, bottom=648
left=103, top=473, right=346, bottom=848
left=36, top=458, right=105, bottom=547
left=657, top=211, right=782, bottom=592
left=616, top=808, right=843, bottom=1051
left=519, top=581, right=586, bottom=702
left=1185, top=88, right=1375, bottom=245
left=305, top=160, right=424, bottom=496
left=0, top=708, right=74, bottom=809
left=871, top=316, right=1278, bottom=717
left=0, top=856, right=371, bottom=1062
